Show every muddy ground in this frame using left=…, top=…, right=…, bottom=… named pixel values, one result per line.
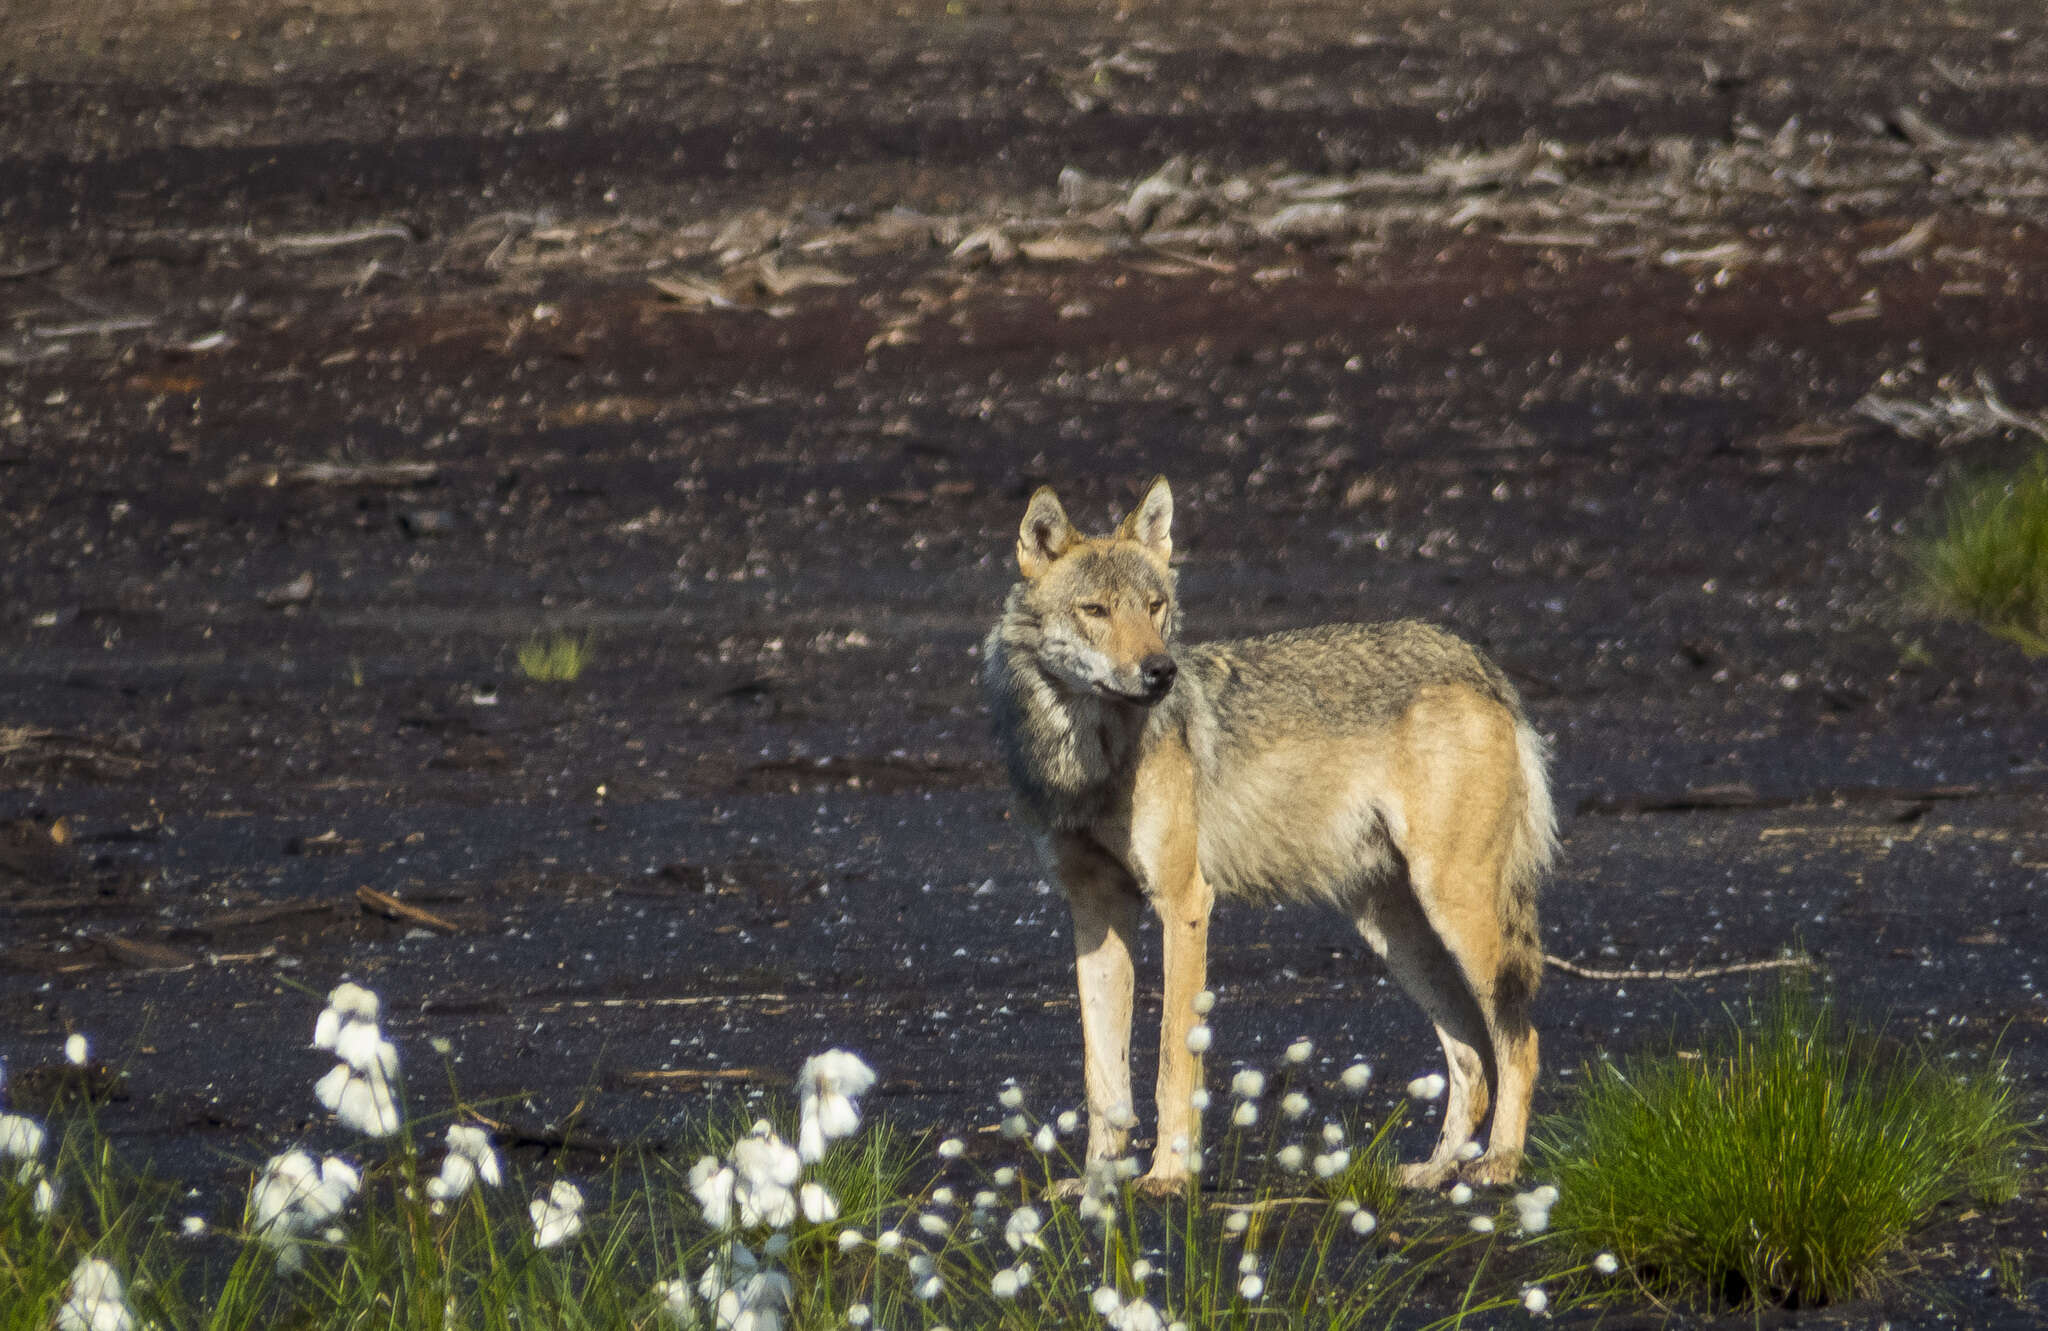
left=3, top=0, right=2048, bottom=1323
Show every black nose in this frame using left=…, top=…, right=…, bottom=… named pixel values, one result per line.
left=1140, top=654, right=1178, bottom=695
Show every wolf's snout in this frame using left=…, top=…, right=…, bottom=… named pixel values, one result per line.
left=1140, top=653, right=1178, bottom=698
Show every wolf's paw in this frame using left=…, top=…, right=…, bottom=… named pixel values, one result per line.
left=1042, top=1176, right=1087, bottom=1201
left=1134, top=1168, right=1192, bottom=1200
left=1458, top=1147, right=1523, bottom=1188
left=1397, top=1158, right=1457, bottom=1190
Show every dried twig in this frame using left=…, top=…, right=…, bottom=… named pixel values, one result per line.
left=259, top=224, right=414, bottom=254
left=1545, top=952, right=1816, bottom=982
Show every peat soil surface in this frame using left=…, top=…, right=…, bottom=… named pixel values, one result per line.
left=3, top=1, right=2048, bottom=1324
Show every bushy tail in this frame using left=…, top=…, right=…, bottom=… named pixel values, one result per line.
left=1495, top=718, right=1556, bottom=1027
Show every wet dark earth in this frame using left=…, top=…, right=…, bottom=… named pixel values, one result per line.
left=4, top=0, right=2048, bottom=1323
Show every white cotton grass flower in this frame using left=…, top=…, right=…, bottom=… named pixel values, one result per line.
left=1456, top=1140, right=1484, bottom=1162
left=1131, top=1258, right=1154, bottom=1282
left=313, top=996, right=402, bottom=1138
left=930, top=1186, right=955, bottom=1207
left=915, top=1274, right=943, bottom=1302
left=1092, top=1286, right=1122, bottom=1315
left=847, top=1303, right=872, bottom=1326
left=426, top=1123, right=503, bottom=1202
left=1470, top=1215, right=1495, bottom=1233
left=1312, top=1149, right=1350, bottom=1178
left=875, top=1228, right=903, bottom=1254
left=1230, top=1069, right=1265, bottom=1099
left=1340, top=1061, right=1372, bottom=1091
left=1237, top=1274, right=1264, bottom=1301
left=1448, top=1183, right=1474, bottom=1206
left=1115, top=1299, right=1167, bottom=1331
left=796, top=1049, right=876, bottom=1163
left=1284, top=1037, right=1313, bottom=1065
left=690, top=1156, right=738, bottom=1230
left=1004, top=1205, right=1045, bottom=1252
left=1406, top=1073, right=1447, bottom=1101
left=992, top=1166, right=1018, bottom=1187
left=1238, top=1253, right=1259, bottom=1276
left=917, top=1210, right=950, bottom=1237
left=181, top=1215, right=208, bottom=1236
left=34, top=1175, right=57, bottom=1216
left=1280, top=1091, right=1310, bottom=1120
left=1056, top=1109, right=1079, bottom=1134
left=1185, top=1024, right=1212, bottom=1053
left=1223, top=1209, right=1250, bottom=1235
left=654, top=1277, right=695, bottom=1326
left=249, top=1150, right=360, bottom=1271
left=973, top=1189, right=1000, bottom=1210
left=1275, top=1144, right=1305, bottom=1172
left=56, top=1257, right=133, bottom=1331
left=906, top=1254, right=937, bottom=1280
left=1001, top=1113, right=1029, bottom=1139
left=529, top=1179, right=586, bottom=1248
left=991, top=1268, right=1024, bottom=1300
left=1522, top=1285, right=1549, bottom=1314
left=800, top=1181, right=839, bottom=1224
left=731, top=1130, right=803, bottom=1228
left=716, top=1266, right=794, bottom=1331
left=1231, top=1101, right=1258, bottom=1128
left=312, top=982, right=379, bottom=1049
left=937, top=1137, right=965, bottom=1159
left=1032, top=1123, right=1057, bottom=1154
left=1192, top=989, right=1216, bottom=1015
left=1594, top=1252, right=1620, bottom=1276
left=65, top=1033, right=89, bottom=1066
left=0, top=1112, right=47, bottom=1164
left=1350, top=1208, right=1377, bottom=1236
left=1190, top=1087, right=1211, bottom=1112
left=837, top=1228, right=866, bottom=1251
left=1514, top=1185, right=1558, bottom=1235
left=998, top=1082, right=1025, bottom=1110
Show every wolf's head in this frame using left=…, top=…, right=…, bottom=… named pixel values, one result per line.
left=1008, top=476, right=1180, bottom=705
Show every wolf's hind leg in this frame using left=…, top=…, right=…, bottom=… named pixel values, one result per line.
left=1354, top=884, right=1494, bottom=1189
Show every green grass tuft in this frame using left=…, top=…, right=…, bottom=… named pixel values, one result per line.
left=516, top=632, right=595, bottom=683
left=1537, top=987, right=2027, bottom=1309
left=1918, top=451, right=2048, bottom=654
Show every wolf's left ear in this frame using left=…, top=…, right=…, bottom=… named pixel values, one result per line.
left=1116, top=475, right=1173, bottom=563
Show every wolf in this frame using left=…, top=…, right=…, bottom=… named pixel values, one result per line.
left=982, top=477, right=1555, bottom=1193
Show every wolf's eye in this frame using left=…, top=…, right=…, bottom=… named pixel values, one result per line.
left=1078, top=603, right=1109, bottom=619
left=1148, top=598, right=1166, bottom=615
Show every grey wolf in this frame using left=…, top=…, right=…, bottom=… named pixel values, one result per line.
left=981, top=477, right=1555, bottom=1191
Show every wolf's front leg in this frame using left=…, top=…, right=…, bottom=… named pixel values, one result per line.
left=1056, top=839, right=1144, bottom=1169
left=1143, top=867, right=1212, bottom=1195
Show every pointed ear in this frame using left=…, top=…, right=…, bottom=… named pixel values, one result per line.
left=1115, top=475, right=1173, bottom=563
left=1016, top=486, right=1078, bottom=579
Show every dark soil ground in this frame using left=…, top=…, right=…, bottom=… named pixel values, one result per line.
left=3, top=1, right=2047, bottom=1324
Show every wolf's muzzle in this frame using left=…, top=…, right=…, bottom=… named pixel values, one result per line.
left=1139, top=653, right=1178, bottom=702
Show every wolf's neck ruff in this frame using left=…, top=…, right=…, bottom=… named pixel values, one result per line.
left=982, top=584, right=1165, bottom=832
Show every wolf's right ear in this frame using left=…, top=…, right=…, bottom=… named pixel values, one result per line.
left=1017, top=487, right=1077, bottom=579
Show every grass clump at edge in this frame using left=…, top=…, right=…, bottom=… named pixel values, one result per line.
left=1919, top=450, right=2048, bottom=654
left=516, top=632, right=595, bottom=683
left=1535, top=985, right=2027, bottom=1310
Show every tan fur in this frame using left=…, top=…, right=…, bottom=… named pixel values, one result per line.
left=983, top=477, right=1555, bottom=1191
